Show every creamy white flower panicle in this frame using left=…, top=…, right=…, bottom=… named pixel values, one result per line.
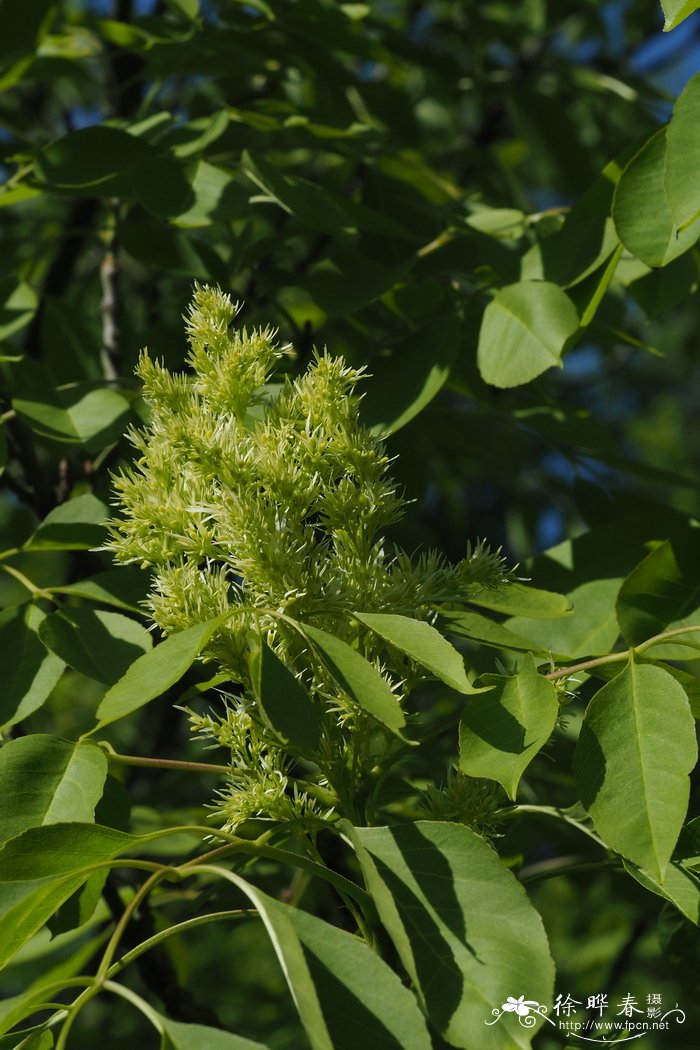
left=107, top=284, right=509, bottom=831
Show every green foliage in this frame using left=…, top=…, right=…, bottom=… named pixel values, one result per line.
left=1, top=2, right=700, bottom=1048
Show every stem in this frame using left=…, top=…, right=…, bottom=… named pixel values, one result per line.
left=97, top=870, right=171, bottom=982
left=99, top=200, right=121, bottom=383
left=0, top=562, right=53, bottom=599
left=634, top=623, right=700, bottom=653
left=545, top=650, right=630, bottom=681
left=107, top=910, right=252, bottom=978
left=504, top=804, right=606, bottom=847
left=519, top=857, right=616, bottom=885
left=545, top=624, right=700, bottom=681
left=98, top=740, right=230, bottom=776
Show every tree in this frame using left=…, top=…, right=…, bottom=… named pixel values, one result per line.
left=1, top=1, right=700, bottom=1047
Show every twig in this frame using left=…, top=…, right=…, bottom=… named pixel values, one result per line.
left=100, top=200, right=121, bottom=383
left=545, top=625, right=700, bottom=681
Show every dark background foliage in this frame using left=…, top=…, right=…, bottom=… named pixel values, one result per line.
left=1, top=1, right=700, bottom=1047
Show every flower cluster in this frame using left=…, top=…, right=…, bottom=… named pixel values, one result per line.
left=108, top=284, right=509, bottom=830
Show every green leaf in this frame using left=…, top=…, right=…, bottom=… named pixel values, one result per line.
left=38, top=607, right=152, bottom=685
left=129, top=152, right=194, bottom=220
left=0, top=875, right=93, bottom=972
left=353, top=612, right=482, bottom=693
left=617, top=530, right=700, bottom=658
left=50, top=567, right=151, bottom=612
left=171, top=161, right=247, bottom=228
left=574, top=662, right=697, bottom=880
left=477, top=281, right=579, bottom=388
left=0, top=736, right=107, bottom=847
left=47, top=868, right=107, bottom=938
left=466, top=582, right=572, bottom=619
left=0, top=824, right=134, bottom=882
left=215, top=871, right=432, bottom=1050
left=170, top=112, right=229, bottom=159
left=507, top=578, right=622, bottom=659
left=624, top=860, right=700, bottom=925
left=0, top=280, right=38, bottom=341
left=459, top=653, right=559, bottom=798
left=0, top=1023, right=54, bottom=1049
left=163, top=0, right=200, bottom=21
left=242, top=150, right=354, bottom=237
left=120, top=218, right=227, bottom=282
left=0, top=606, right=65, bottom=730
left=160, top=1016, right=267, bottom=1050
left=95, top=616, right=227, bottom=728
left=437, top=609, right=549, bottom=653
left=301, top=624, right=406, bottom=737
left=347, top=821, right=554, bottom=1048
left=655, top=664, right=700, bottom=719
left=612, top=128, right=700, bottom=267
left=573, top=241, right=624, bottom=327
left=0, top=0, right=53, bottom=62
left=590, top=657, right=700, bottom=719
left=33, top=127, right=193, bottom=219
left=360, top=315, right=461, bottom=435
left=661, top=1, right=700, bottom=31
left=248, top=635, right=321, bottom=749
left=627, top=254, right=698, bottom=320
left=13, top=386, right=130, bottom=452
left=34, top=126, right=149, bottom=190
left=308, top=244, right=413, bottom=316
left=24, top=494, right=108, bottom=551
left=522, top=176, right=618, bottom=288
left=268, top=900, right=432, bottom=1050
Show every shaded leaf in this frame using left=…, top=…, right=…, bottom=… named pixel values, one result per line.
left=160, top=1015, right=267, bottom=1049
left=522, top=170, right=618, bottom=288
left=24, top=494, right=108, bottom=551
left=627, top=254, right=698, bottom=320
left=0, top=735, right=107, bottom=847
left=0, top=281, right=38, bottom=341
left=95, top=616, right=228, bottom=728
left=308, top=244, right=413, bottom=316
left=172, top=161, right=247, bottom=228
left=459, top=653, right=559, bottom=798
left=38, top=607, right=151, bottom=685
left=0, top=824, right=134, bottom=882
left=0, top=875, right=92, bottom=971
left=33, top=126, right=193, bottom=219
left=348, top=821, right=554, bottom=1048
left=624, top=860, right=700, bottom=925
left=617, top=530, right=700, bottom=658
left=301, top=624, right=406, bottom=737
left=242, top=149, right=354, bottom=237
left=438, top=608, right=549, bottom=653
left=248, top=635, right=321, bottom=749
left=50, top=567, right=151, bottom=612
left=0, top=607, right=65, bottom=730
left=216, top=871, right=433, bottom=1050
left=360, top=315, right=460, bottom=435
left=13, top=386, right=130, bottom=452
